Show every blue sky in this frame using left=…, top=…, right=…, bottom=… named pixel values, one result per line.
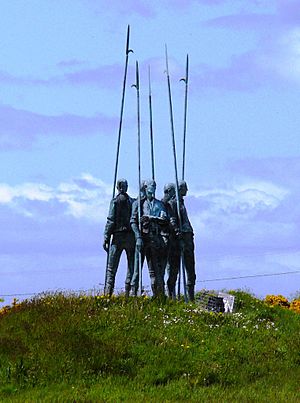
left=1, top=0, right=300, bottom=304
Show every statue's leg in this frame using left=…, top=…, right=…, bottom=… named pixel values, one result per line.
left=147, top=238, right=165, bottom=298
left=130, top=246, right=144, bottom=296
left=145, top=242, right=157, bottom=297
left=154, top=239, right=166, bottom=297
left=105, top=239, right=122, bottom=296
left=124, top=233, right=135, bottom=297
left=167, top=239, right=180, bottom=299
left=160, top=235, right=169, bottom=284
left=183, top=233, right=196, bottom=301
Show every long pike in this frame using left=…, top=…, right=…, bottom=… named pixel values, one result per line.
left=148, top=66, right=155, bottom=181
left=132, top=61, right=143, bottom=296
left=105, top=26, right=133, bottom=292
left=165, top=45, right=188, bottom=303
left=180, top=54, right=189, bottom=181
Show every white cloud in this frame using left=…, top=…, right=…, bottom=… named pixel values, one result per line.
left=190, top=180, right=288, bottom=218
left=0, top=174, right=293, bottom=251
left=0, top=174, right=112, bottom=222
left=187, top=179, right=295, bottom=254
left=0, top=184, right=14, bottom=203
left=0, top=183, right=53, bottom=203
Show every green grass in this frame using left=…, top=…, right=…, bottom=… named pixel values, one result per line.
left=0, top=291, right=299, bottom=402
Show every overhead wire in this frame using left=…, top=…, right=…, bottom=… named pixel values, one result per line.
left=1, top=270, right=299, bottom=298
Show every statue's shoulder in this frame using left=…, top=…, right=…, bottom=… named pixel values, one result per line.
left=110, top=196, right=118, bottom=204
left=154, top=198, right=165, bottom=209
left=168, top=197, right=177, bottom=208
left=128, top=195, right=136, bottom=205
left=131, top=198, right=138, bottom=206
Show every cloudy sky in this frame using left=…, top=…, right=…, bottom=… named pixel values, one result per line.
left=1, top=0, right=300, bottom=304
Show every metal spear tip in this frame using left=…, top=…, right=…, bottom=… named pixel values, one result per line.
left=126, top=25, right=134, bottom=54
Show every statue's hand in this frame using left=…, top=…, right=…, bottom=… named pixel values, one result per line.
left=175, top=230, right=183, bottom=240
left=136, top=237, right=143, bottom=252
left=140, top=215, right=150, bottom=224
left=103, top=240, right=109, bottom=252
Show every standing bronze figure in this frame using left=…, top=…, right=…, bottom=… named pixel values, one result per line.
left=130, top=180, right=168, bottom=297
left=103, top=179, right=135, bottom=297
left=167, top=180, right=196, bottom=301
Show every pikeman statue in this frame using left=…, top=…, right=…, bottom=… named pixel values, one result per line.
left=130, top=180, right=168, bottom=297
left=103, top=179, right=135, bottom=297
left=161, top=183, right=176, bottom=289
left=167, top=180, right=196, bottom=301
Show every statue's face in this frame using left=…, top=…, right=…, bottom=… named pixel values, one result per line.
left=146, top=185, right=155, bottom=200
left=179, top=183, right=188, bottom=197
left=118, top=181, right=128, bottom=194
left=140, top=182, right=146, bottom=198
left=164, top=186, right=175, bottom=201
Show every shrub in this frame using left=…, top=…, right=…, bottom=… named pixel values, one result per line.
left=264, top=295, right=290, bottom=308
left=289, top=299, right=300, bottom=314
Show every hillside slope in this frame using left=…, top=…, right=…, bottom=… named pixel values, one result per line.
left=0, top=291, right=299, bottom=402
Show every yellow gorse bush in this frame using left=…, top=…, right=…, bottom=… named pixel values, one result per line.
left=265, top=294, right=300, bottom=314
left=289, top=299, right=300, bottom=314
left=265, top=294, right=290, bottom=308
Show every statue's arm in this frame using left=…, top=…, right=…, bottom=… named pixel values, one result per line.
left=130, top=201, right=141, bottom=240
left=103, top=199, right=116, bottom=241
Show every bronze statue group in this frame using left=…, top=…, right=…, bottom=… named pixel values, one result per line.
left=103, top=178, right=196, bottom=302
left=103, top=27, right=195, bottom=301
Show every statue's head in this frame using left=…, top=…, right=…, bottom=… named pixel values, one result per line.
left=140, top=179, right=147, bottom=198
left=145, top=179, right=156, bottom=201
left=179, top=180, right=188, bottom=197
left=146, top=179, right=156, bottom=190
left=163, top=182, right=175, bottom=201
left=117, top=179, right=128, bottom=194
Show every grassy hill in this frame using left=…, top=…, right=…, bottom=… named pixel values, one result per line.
left=0, top=291, right=299, bottom=402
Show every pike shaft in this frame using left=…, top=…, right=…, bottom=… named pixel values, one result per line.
left=112, top=25, right=132, bottom=198
left=135, top=61, right=143, bottom=296
left=105, top=25, right=132, bottom=292
left=182, top=54, right=189, bottom=181
left=165, top=45, right=188, bottom=303
left=148, top=66, right=155, bottom=181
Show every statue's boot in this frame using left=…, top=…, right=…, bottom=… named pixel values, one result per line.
left=156, top=283, right=165, bottom=298
left=124, top=284, right=131, bottom=298
left=130, top=285, right=138, bottom=297
left=187, top=285, right=195, bottom=302
left=167, top=284, right=176, bottom=300
left=104, top=285, right=113, bottom=297
left=151, top=283, right=157, bottom=298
